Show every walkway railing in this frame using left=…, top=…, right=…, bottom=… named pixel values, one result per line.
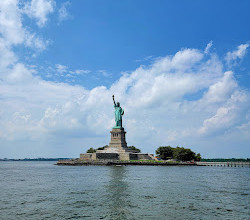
left=196, top=161, right=250, bottom=167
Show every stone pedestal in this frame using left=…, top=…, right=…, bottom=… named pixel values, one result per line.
left=93, top=127, right=131, bottom=160
left=96, top=127, right=132, bottom=154
left=109, top=127, right=128, bottom=150
left=80, top=127, right=157, bottom=161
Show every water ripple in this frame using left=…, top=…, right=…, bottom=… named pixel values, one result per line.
left=0, top=162, right=249, bottom=219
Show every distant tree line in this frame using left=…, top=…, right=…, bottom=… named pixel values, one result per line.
left=0, top=158, right=72, bottom=161
left=156, top=146, right=201, bottom=161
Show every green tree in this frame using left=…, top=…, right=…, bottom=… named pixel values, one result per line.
left=97, top=145, right=108, bottom=150
left=173, top=147, right=196, bottom=161
left=156, top=146, right=201, bottom=161
left=128, top=146, right=141, bottom=153
left=156, top=146, right=174, bottom=160
left=86, top=147, right=96, bottom=153
left=195, top=153, right=201, bottom=161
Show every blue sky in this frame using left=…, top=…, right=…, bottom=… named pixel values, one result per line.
left=0, top=0, right=249, bottom=158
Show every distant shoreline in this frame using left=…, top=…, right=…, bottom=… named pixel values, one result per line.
left=0, top=158, right=72, bottom=161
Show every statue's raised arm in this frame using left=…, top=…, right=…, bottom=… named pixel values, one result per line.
left=112, top=95, right=116, bottom=106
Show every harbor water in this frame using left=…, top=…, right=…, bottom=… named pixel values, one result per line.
left=0, top=161, right=249, bottom=219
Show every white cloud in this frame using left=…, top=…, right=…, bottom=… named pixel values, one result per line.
left=0, top=38, right=17, bottom=68
left=1, top=45, right=249, bottom=157
left=201, top=71, right=237, bottom=104
left=204, top=41, right=213, bottom=54
left=55, top=64, right=67, bottom=74
left=199, top=90, right=249, bottom=135
left=98, top=70, right=110, bottom=77
left=23, top=0, right=55, bottom=27
left=7, top=63, right=33, bottom=82
left=58, top=1, right=71, bottom=22
left=1, top=46, right=249, bottom=147
left=225, top=44, right=249, bottom=66
left=0, top=2, right=249, bottom=158
left=151, top=49, right=204, bottom=74
left=0, top=0, right=50, bottom=52
left=25, top=32, right=50, bottom=50
left=53, top=65, right=90, bottom=78
left=0, top=0, right=25, bottom=45
left=135, top=55, right=153, bottom=62
left=74, top=69, right=90, bottom=75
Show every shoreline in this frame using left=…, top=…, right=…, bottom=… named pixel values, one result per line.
left=56, top=159, right=250, bottom=167
left=56, top=159, right=198, bottom=166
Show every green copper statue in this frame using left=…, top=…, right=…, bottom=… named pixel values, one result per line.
left=112, top=95, right=124, bottom=128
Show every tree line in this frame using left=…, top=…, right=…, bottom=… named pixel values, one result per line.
left=156, top=146, right=201, bottom=161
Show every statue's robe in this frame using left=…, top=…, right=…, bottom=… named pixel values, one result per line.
left=114, top=105, right=124, bottom=127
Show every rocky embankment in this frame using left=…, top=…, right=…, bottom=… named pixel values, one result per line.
left=56, top=159, right=197, bottom=166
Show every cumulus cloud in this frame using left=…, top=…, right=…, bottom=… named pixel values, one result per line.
left=0, top=38, right=17, bottom=68
left=201, top=71, right=237, bottom=104
left=23, top=0, right=55, bottom=27
left=199, top=90, right=248, bottom=135
left=0, top=2, right=249, bottom=158
left=1, top=43, right=249, bottom=157
left=0, top=0, right=24, bottom=45
left=0, top=0, right=50, bottom=51
left=225, top=44, right=249, bottom=66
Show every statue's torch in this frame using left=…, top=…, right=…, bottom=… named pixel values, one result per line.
left=112, top=95, right=116, bottom=105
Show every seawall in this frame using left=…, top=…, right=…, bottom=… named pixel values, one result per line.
left=56, top=159, right=196, bottom=166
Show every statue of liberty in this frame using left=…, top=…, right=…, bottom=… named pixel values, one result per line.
left=112, top=95, right=124, bottom=128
